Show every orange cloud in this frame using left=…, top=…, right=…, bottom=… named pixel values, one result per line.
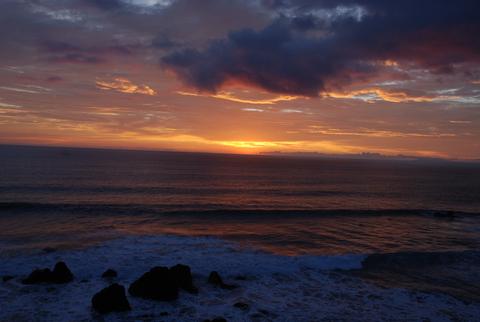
left=176, top=91, right=299, bottom=105
left=325, top=88, right=434, bottom=103
left=96, top=78, right=156, bottom=96
left=306, top=125, right=456, bottom=138
left=381, top=60, right=399, bottom=67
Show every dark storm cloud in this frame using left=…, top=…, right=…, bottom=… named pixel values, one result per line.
left=162, top=0, right=480, bottom=96
left=162, top=21, right=374, bottom=96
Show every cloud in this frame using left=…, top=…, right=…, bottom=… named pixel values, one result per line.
left=41, top=41, right=134, bottom=64
left=306, top=125, right=456, bottom=138
left=176, top=90, right=299, bottom=105
left=162, top=1, right=480, bottom=96
left=80, top=0, right=125, bottom=10
left=96, top=78, right=156, bottom=95
left=325, top=88, right=435, bottom=103
left=449, top=120, right=472, bottom=124
left=46, top=76, right=64, bottom=83
left=0, top=86, right=41, bottom=94
left=0, top=102, right=22, bottom=108
left=152, top=34, right=180, bottom=49
left=242, top=108, right=265, bottom=112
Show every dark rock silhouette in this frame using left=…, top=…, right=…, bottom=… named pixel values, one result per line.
left=102, top=269, right=118, bottom=278
left=203, top=318, right=227, bottom=322
left=129, top=264, right=198, bottom=301
left=92, top=283, right=131, bottom=314
left=208, top=271, right=237, bottom=290
left=22, top=261, right=73, bottom=284
left=170, top=264, right=198, bottom=294
left=129, top=266, right=178, bottom=301
left=52, top=262, right=74, bottom=283
left=23, top=269, right=51, bottom=284
left=233, top=302, right=249, bottom=310
left=2, top=275, right=14, bottom=282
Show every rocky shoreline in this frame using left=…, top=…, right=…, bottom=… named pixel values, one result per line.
left=14, top=261, right=241, bottom=321
left=1, top=235, right=479, bottom=321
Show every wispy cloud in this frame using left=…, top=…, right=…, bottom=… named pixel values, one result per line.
left=449, top=120, right=472, bottom=124
left=176, top=91, right=299, bottom=105
left=96, top=78, right=156, bottom=96
left=280, top=109, right=304, bottom=113
left=0, top=86, right=41, bottom=94
left=325, top=88, right=434, bottom=103
left=0, top=102, right=22, bottom=108
left=306, top=125, right=457, bottom=138
left=242, top=108, right=265, bottom=112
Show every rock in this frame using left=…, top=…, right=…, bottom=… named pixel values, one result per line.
left=203, top=318, right=227, bottom=322
left=22, top=261, right=73, bottom=284
left=170, top=264, right=198, bottom=294
left=129, top=264, right=198, bottom=301
left=138, top=314, right=155, bottom=320
left=2, top=275, right=14, bottom=282
left=208, top=271, right=237, bottom=290
left=208, top=271, right=223, bottom=285
left=52, top=262, right=74, bottom=283
left=22, top=268, right=52, bottom=284
left=92, top=283, right=131, bottom=314
left=233, top=302, right=249, bottom=310
left=102, top=269, right=117, bottom=278
left=129, top=267, right=178, bottom=301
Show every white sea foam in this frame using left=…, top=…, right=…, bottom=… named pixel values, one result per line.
left=1, top=235, right=479, bottom=321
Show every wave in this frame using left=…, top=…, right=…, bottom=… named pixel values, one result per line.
left=0, top=184, right=364, bottom=197
left=1, top=235, right=479, bottom=321
left=360, top=250, right=480, bottom=270
left=0, top=201, right=477, bottom=217
left=354, top=250, right=480, bottom=303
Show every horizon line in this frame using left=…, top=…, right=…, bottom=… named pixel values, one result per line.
left=1, top=143, right=478, bottom=163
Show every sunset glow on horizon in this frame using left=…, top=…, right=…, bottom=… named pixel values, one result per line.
left=1, top=0, right=479, bottom=159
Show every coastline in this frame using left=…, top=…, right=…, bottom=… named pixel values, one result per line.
left=1, top=235, right=479, bottom=321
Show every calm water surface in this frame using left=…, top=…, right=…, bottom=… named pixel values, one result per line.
left=1, top=145, right=479, bottom=256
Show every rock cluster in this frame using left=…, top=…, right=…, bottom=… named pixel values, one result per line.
left=22, top=261, right=74, bottom=284
left=128, top=264, right=197, bottom=301
left=18, top=261, right=239, bottom=320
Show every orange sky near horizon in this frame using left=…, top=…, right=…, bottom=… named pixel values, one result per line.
left=1, top=73, right=479, bottom=159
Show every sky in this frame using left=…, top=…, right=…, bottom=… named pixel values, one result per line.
left=0, top=0, right=479, bottom=159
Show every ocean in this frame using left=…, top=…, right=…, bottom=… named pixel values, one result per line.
left=1, top=145, right=480, bottom=321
